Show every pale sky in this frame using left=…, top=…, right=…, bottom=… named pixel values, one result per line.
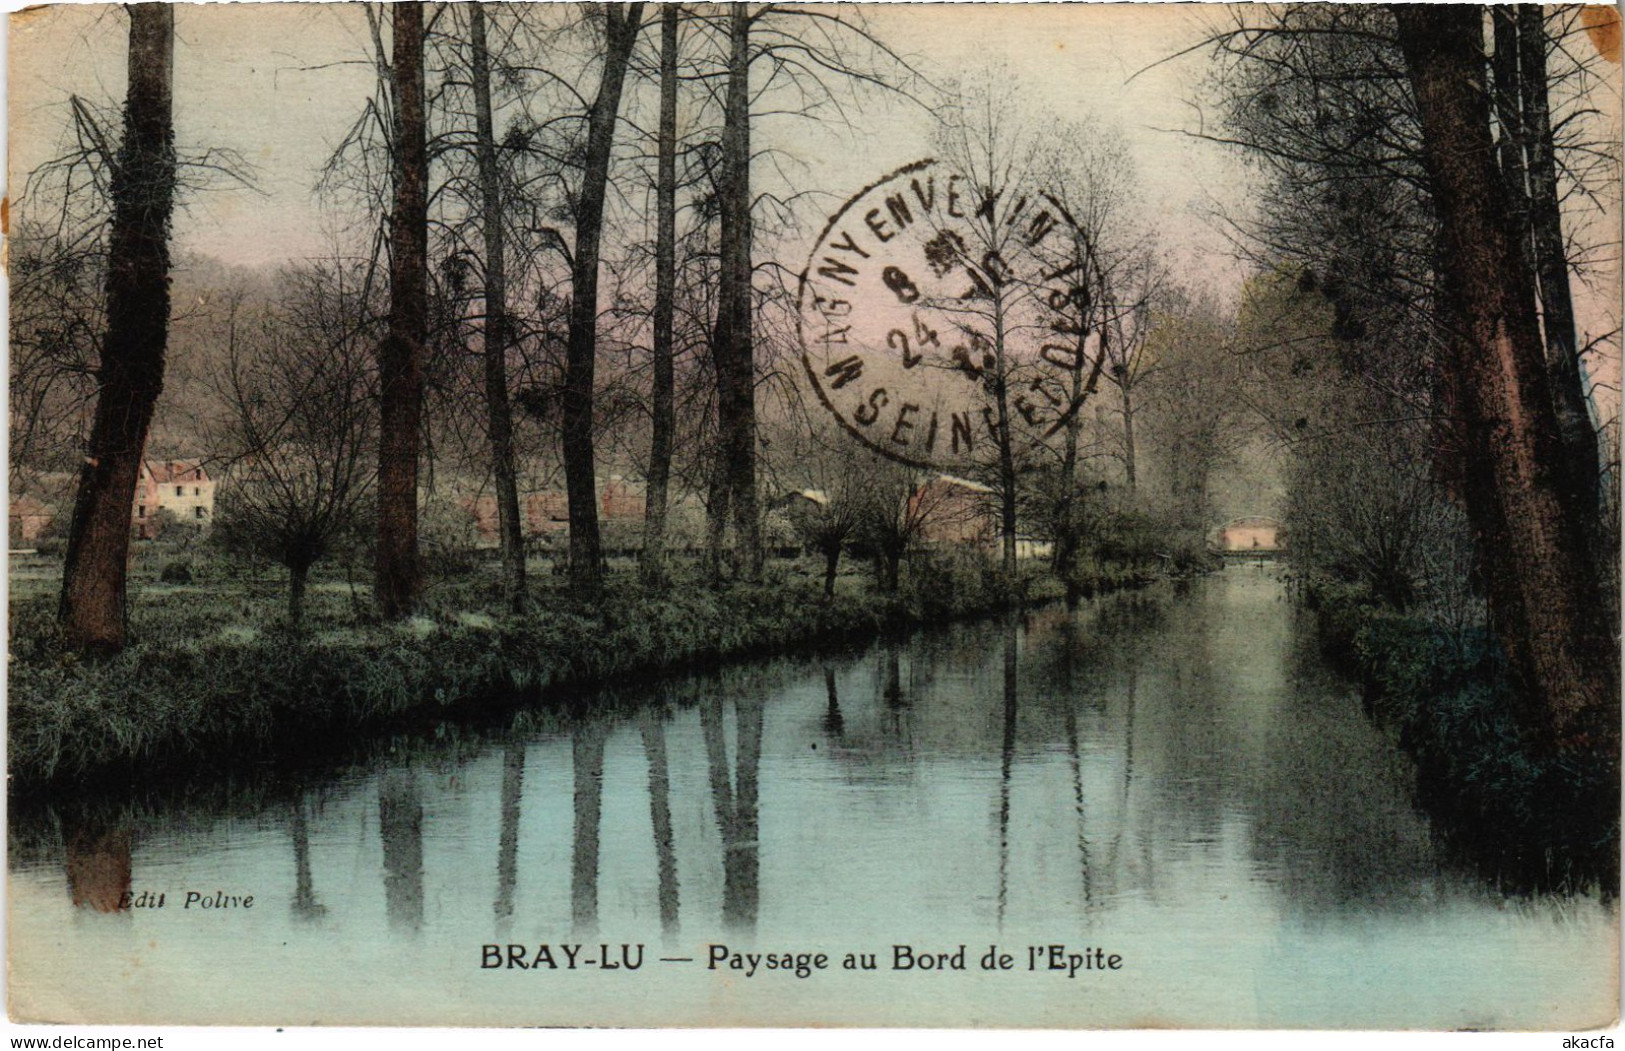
left=5, top=2, right=1255, bottom=298
left=3, top=0, right=1619, bottom=401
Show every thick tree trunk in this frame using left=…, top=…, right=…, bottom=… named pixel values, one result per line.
left=58, top=4, right=175, bottom=655
left=882, top=548, right=901, bottom=594
left=642, top=3, right=680, bottom=586
left=714, top=2, right=762, bottom=580
left=1393, top=4, right=1616, bottom=742
left=822, top=543, right=839, bottom=598
left=564, top=3, right=644, bottom=597
left=471, top=3, right=526, bottom=613
left=1516, top=5, right=1602, bottom=534
left=375, top=2, right=428, bottom=620
left=288, top=559, right=310, bottom=626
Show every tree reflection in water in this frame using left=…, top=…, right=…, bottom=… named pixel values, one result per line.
left=64, top=812, right=131, bottom=914
left=15, top=569, right=1569, bottom=1027
left=378, top=768, right=423, bottom=931
left=702, top=692, right=762, bottom=931
left=571, top=720, right=607, bottom=938
left=289, top=792, right=326, bottom=921
left=996, top=610, right=1019, bottom=929
left=822, top=667, right=844, bottom=738
left=639, top=705, right=681, bottom=937
left=493, top=742, right=525, bottom=933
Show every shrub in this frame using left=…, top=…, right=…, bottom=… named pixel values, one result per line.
left=1312, top=576, right=1617, bottom=893
left=159, top=561, right=194, bottom=585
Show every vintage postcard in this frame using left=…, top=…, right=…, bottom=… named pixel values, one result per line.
left=6, top=0, right=1621, bottom=1035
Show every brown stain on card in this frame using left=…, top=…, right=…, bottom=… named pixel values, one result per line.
left=9, top=5, right=54, bottom=32
left=65, top=825, right=132, bottom=913
left=1582, top=6, right=1621, bottom=64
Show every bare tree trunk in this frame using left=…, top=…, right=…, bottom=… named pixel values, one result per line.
left=375, top=2, right=428, bottom=620
left=471, top=3, right=526, bottom=613
left=564, top=3, right=644, bottom=597
left=1394, top=4, right=1616, bottom=742
left=714, top=2, right=762, bottom=581
left=1055, top=342, right=1084, bottom=584
left=877, top=543, right=902, bottom=594
left=288, top=559, right=310, bottom=626
left=993, top=301, right=1017, bottom=578
left=1056, top=300, right=1106, bottom=587
left=642, top=3, right=680, bottom=587
left=1490, top=8, right=1534, bottom=276
left=1121, top=384, right=1137, bottom=492
left=1516, top=6, right=1602, bottom=533
left=705, top=463, right=730, bottom=581
left=58, top=4, right=175, bottom=655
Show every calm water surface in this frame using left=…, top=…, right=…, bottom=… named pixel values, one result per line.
left=9, top=565, right=1617, bottom=1027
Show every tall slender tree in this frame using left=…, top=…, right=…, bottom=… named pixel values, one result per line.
left=470, top=3, right=526, bottom=612
left=711, top=2, right=762, bottom=580
left=375, top=1, right=429, bottom=619
left=58, top=4, right=176, bottom=654
left=563, top=3, right=646, bottom=596
left=641, top=3, right=681, bottom=585
left=1514, top=7, right=1602, bottom=531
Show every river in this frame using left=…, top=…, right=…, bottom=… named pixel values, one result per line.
left=8, top=564, right=1617, bottom=1028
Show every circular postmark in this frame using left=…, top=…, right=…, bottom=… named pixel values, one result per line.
left=797, top=158, right=1099, bottom=472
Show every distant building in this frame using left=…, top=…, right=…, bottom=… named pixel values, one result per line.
left=772, top=488, right=829, bottom=512
left=134, top=459, right=215, bottom=539
left=599, top=476, right=646, bottom=521
left=462, top=476, right=647, bottom=547
left=1214, top=515, right=1283, bottom=553
left=908, top=474, right=1052, bottom=558
left=9, top=496, right=54, bottom=548
left=913, top=474, right=997, bottom=546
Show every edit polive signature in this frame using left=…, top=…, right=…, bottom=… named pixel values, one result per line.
left=115, top=890, right=255, bottom=910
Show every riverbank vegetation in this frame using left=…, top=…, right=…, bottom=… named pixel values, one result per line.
left=1308, top=579, right=1616, bottom=893
left=9, top=542, right=1168, bottom=789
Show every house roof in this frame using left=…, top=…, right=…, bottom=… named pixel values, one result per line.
left=143, top=459, right=210, bottom=484
left=929, top=474, right=996, bottom=495
left=1220, top=515, right=1282, bottom=530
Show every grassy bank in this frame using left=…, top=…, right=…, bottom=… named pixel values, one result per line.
left=1307, top=579, right=1618, bottom=893
left=9, top=547, right=1156, bottom=790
